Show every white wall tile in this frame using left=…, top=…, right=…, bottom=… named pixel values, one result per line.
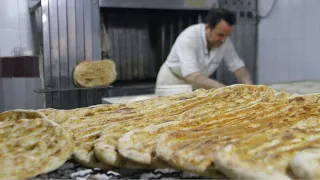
left=258, top=0, right=320, bottom=84
left=26, top=78, right=44, bottom=109
left=12, top=78, right=27, bottom=109
left=2, top=78, right=43, bottom=110
left=2, top=78, right=15, bottom=109
left=0, top=0, right=19, bottom=30
left=19, top=29, right=34, bottom=52
left=0, top=0, right=34, bottom=57
left=0, top=79, right=3, bottom=108
left=4, top=107, right=14, bottom=112
left=18, top=0, right=32, bottom=31
left=0, top=29, right=21, bottom=56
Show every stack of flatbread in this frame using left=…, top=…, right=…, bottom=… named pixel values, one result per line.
left=2, top=84, right=320, bottom=179
left=73, top=59, right=117, bottom=88
left=0, top=110, right=73, bottom=179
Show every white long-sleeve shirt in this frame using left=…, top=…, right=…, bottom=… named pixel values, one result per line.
left=165, top=23, right=245, bottom=78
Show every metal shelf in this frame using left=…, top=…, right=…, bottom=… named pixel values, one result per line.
left=34, top=84, right=155, bottom=94
left=34, top=86, right=113, bottom=93
left=99, top=0, right=217, bottom=10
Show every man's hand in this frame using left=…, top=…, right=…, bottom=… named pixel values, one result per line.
left=234, top=67, right=253, bottom=84
left=184, top=72, right=226, bottom=89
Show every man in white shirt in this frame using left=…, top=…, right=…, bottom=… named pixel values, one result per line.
left=156, top=8, right=253, bottom=90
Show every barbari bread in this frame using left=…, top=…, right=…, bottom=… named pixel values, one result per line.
left=155, top=100, right=298, bottom=177
left=155, top=101, right=287, bottom=174
left=154, top=95, right=320, bottom=178
left=73, top=59, right=117, bottom=88
left=116, top=85, right=282, bottom=169
left=97, top=85, right=276, bottom=168
left=288, top=115, right=320, bottom=179
left=93, top=88, right=222, bottom=168
left=214, top=102, right=320, bottom=179
left=63, top=89, right=207, bottom=168
left=290, top=148, right=320, bottom=179
left=38, top=103, right=125, bottom=124
left=0, top=110, right=73, bottom=179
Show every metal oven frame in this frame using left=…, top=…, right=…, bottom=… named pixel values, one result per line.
left=29, top=0, right=258, bottom=109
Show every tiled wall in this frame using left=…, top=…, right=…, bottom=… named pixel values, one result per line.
left=0, top=56, right=44, bottom=112
left=0, top=0, right=43, bottom=112
left=1, top=78, right=43, bottom=111
left=257, top=0, right=320, bottom=84
left=0, top=0, right=34, bottom=56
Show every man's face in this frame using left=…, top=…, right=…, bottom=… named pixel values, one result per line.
left=205, top=20, right=232, bottom=48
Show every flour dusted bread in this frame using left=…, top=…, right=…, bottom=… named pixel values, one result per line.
left=94, top=91, right=223, bottom=168
left=38, top=103, right=125, bottom=124
left=290, top=148, right=320, bottom=179
left=73, top=59, right=117, bottom=88
left=64, top=89, right=206, bottom=168
left=214, top=102, right=320, bottom=179
left=155, top=95, right=320, bottom=178
left=93, top=89, right=213, bottom=168
left=288, top=116, right=320, bottom=179
left=117, top=85, right=282, bottom=170
left=0, top=110, right=73, bottom=179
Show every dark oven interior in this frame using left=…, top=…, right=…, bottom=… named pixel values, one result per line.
left=101, top=8, right=207, bottom=84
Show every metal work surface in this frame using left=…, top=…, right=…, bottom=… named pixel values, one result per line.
left=268, top=80, right=320, bottom=94
left=99, top=0, right=217, bottom=10
left=33, top=160, right=206, bottom=180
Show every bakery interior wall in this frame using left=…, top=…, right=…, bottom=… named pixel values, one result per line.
left=0, top=0, right=43, bottom=112
left=257, top=0, right=320, bottom=84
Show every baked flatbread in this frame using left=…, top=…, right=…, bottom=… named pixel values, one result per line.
left=290, top=148, right=320, bottom=179
left=64, top=89, right=207, bottom=168
left=288, top=116, right=320, bottom=179
left=214, top=103, right=320, bottom=179
left=96, top=85, right=274, bottom=168
left=0, top=110, right=73, bottom=179
left=154, top=101, right=295, bottom=176
left=73, top=59, right=117, bottom=88
left=117, top=85, right=281, bottom=169
left=38, top=103, right=125, bottom=124
left=92, top=89, right=217, bottom=168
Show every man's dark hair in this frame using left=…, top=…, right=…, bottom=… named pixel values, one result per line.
left=206, top=8, right=236, bottom=29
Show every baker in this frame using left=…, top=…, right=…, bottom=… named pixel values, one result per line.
left=156, top=8, right=253, bottom=90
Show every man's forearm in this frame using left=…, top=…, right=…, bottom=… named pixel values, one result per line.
left=185, top=72, right=226, bottom=89
left=234, top=67, right=253, bottom=84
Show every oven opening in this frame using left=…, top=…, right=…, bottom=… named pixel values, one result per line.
left=100, top=8, right=207, bottom=86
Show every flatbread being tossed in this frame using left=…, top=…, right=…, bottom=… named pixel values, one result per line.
left=0, top=110, right=73, bottom=179
left=73, top=59, right=117, bottom=88
left=117, top=85, right=282, bottom=169
left=214, top=103, right=320, bottom=179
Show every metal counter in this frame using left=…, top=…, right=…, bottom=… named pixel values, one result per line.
left=268, top=80, right=320, bottom=94
left=32, top=160, right=206, bottom=180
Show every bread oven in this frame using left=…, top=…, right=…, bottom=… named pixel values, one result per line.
left=30, top=0, right=258, bottom=109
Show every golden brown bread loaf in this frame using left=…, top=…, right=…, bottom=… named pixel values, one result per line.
left=73, top=59, right=117, bottom=88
